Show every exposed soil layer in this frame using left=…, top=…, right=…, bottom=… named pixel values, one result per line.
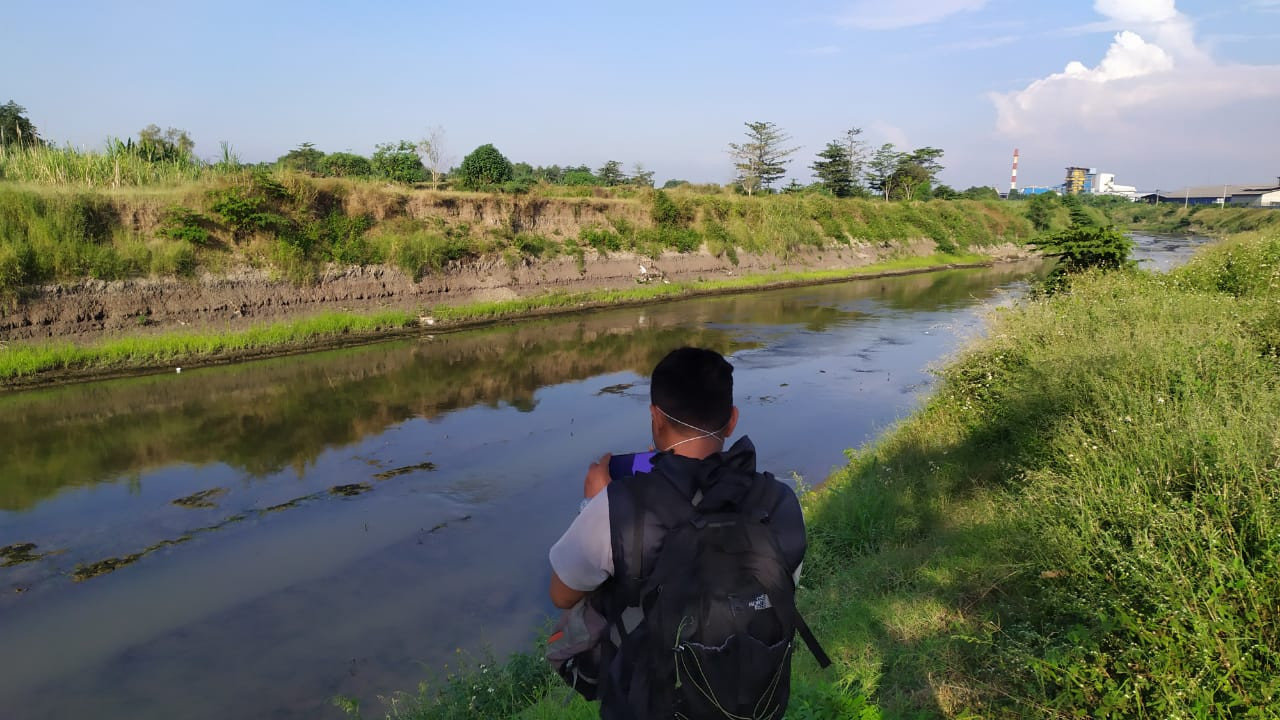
left=1, top=241, right=1030, bottom=345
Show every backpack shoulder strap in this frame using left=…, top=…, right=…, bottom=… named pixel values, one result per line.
left=743, top=472, right=833, bottom=669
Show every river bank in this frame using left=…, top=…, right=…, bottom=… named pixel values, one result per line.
left=0, top=249, right=1020, bottom=390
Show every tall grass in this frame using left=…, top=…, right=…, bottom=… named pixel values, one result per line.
left=0, top=142, right=238, bottom=188
left=800, top=230, right=1280, bottom=716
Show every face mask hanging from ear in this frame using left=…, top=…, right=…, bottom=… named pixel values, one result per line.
left=656, top=406, right=729, bottom=452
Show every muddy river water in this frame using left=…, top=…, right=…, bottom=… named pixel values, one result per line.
left=0, top=235, right=1203, bottom=719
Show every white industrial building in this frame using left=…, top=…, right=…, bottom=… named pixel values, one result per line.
left=1233, top=179, right=1280, bottom=207
left=1091, top=172, right=1138, bottom=200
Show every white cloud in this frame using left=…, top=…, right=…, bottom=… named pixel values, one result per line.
left=838, top=0, right=987, bottom=30
left=1094, top=0, right=1177, bottom=23
left=989, top=0, right=1280, bottom=185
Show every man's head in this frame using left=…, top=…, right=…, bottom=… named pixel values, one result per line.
left=649, top=347, right=738, bottom=455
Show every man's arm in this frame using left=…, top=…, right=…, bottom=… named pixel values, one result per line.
left=549, top=572, right=587, bottom=609
left=548, top=456, right=615, bottom=608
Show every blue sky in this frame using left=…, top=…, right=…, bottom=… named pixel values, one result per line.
left=3, top=0, right=1278, bottom=190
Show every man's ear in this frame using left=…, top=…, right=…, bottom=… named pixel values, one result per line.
left=723, top=406, right=739, bottom=439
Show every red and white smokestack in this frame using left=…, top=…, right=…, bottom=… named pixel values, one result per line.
left=1010, top=148, right=1019, bottom=192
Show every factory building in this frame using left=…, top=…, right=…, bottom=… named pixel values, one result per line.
left=1233, top=179, right=1280, bottom=207
left=1092, top=172, right=1139, bottom=200
left=1139, top=181, right=1280, bottom=206
left=1063, top=167, right=1138, bottom=199
left=1064, top=167, right=1091, bottom=194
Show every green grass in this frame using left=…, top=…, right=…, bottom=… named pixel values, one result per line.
left=0, top=310, right=417, bottom=382
left=798, top=229, right=1280, bottom=717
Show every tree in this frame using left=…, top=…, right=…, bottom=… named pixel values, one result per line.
left=456, top=143, right=513, bottom=188
left=317, top=151, right=372, bottom=177
left=865, top=143, right=902, bottom=200
left=904, top=147, right=944, bottom=183
left=511, top=162, right=536, bottom=183
left=0, top=101, right=41, bottom=147
left=662, top=179, right=690, bottom=189
left=372, top=140, right=428, bottom=183
left=885, top=147, right=945, bottom=201
left=535, top=164, right=565, bottom=184
left=960, top=185, right=1000, bottom=200
left=561, top=166, right=598, bottom=186
left=278, top=142, right=325, bottom=173
left=1025, top=191, right=1058, bottom=230
left=728, top=121, right=799, bottom=195
left=933, top=184, right=959, bottom=200
left=889, top=162, right=930, bottom=201
left=598, top=160, right=625, bottom=187
left=811, top=141, right=854, bottom=197
left=417, top=126, right=454, bottom=190
left=136, top=124, right=194, bottom=162
left=812, top=127, right=867, bottom=197
left=630, top=162, right=655, bottom=188
left=1030, top=224, right=1135, bottom=293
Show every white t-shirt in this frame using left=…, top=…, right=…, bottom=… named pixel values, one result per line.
left=549, top=490, right=614, bottom=592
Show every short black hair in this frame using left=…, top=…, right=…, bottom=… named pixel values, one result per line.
left=650, top=347, right=734, bottom=431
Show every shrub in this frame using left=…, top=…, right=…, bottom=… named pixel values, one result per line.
left=206, top=182, right=292, bottom=241
left=317, top=152, right=372, bottom=178
left=456, top=144, right=513, bottom=188
left=158, top=206, right=213, bottom=246
left=651, top=189, right=683, bottom=227
left=0, top=241, right=38, bottom=294
left=579, top=226, right=623, bottom=253
left=371, top=140, right=427, bottom=184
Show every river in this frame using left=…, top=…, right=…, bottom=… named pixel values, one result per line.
left=0, top=235, right=1202, bottom=719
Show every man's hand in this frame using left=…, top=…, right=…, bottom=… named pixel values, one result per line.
left=584, top=453, right=612, bottom=499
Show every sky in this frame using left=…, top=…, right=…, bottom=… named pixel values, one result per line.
left=3, top=0, right=1278, bottom=191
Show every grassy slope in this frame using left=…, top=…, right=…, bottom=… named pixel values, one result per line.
left=0, top=173, right=1034, bottom=299
left=1110, top=202, right=1280, bottom=236
left=797, top=229, right=1280, bottom=717
left=369, top=231, right=1280, bottom=719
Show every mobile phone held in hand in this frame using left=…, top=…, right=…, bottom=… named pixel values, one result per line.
left=608, top=451, right=656, bottom=480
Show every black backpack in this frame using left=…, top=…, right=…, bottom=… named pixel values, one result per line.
left=600, top=448, right=830, bottom=719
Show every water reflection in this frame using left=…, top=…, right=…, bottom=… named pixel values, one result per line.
left=0, top=263, right=1025, bottom=513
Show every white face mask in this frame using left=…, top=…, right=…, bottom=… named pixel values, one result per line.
left=656, top=405, right=729, bottom=452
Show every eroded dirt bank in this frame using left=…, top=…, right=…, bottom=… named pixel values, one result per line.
left=1, top=241, right=1031, bottom=344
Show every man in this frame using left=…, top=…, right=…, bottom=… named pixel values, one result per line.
left=549, top=346, right=809, bottom=719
